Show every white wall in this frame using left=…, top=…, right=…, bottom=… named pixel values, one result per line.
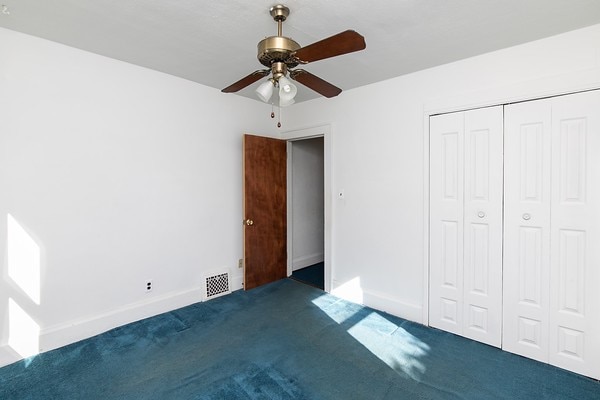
left=0, top=27, right=276, bottom=366
left=290, top=137, right=324, bottom=270
left=283, top=24, right=600, bottom=322
left=2, top=22, right=600, bottom=368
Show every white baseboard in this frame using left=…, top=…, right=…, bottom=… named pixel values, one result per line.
left=230, top=273, right=243, bottom=292
left=1, top=274, right=246, bottom=368
left=362, top=289, right=423, bottom=324
left=0, top=345, right=22, bottom=368
left=292, top=252, right=324, bottom=271
left=38, top=286, right=206, bottom=355
left=331, top=279, right=423, bottom=324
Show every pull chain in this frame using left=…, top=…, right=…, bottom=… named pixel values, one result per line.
left=277, top=106, right=281, bottom=128
left=269, top=104, right=282, bottom=128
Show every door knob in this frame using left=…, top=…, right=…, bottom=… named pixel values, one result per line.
left=477, top=211, right=485, bottom=218
left=522, top=213, right=531, bottom=221
left=245, top=219, right=254, bottom=226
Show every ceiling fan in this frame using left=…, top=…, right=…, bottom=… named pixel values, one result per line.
left=221, top=4, right=366, bottom=106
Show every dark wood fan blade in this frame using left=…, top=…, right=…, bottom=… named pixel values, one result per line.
left=221, top=70, right=270, bottom=93
left=290, top=70, right=342, bottom=98
left=292, top=30, right=366, bottom=63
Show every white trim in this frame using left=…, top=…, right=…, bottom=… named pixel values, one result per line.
left=424, top=67, right=600, bottom=116
left=286, top=140, right=294, bottom=277
left=37, top=286, right=204, bottom=358
left=282, top=124, right=333, bottom=293
left=0, top=345, right=21, bottom=368
left=230, top=273, right=243, bottom=292
left=292, top=252, right=324, bottom=271
left=421, top=68, right=600, bottom=328
left=362, top=289, right=423, bottom=323
left=421, top=107, right=431, bottom=326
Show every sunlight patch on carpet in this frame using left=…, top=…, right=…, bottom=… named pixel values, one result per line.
left=347, top=312, right=429, bottom=381
left=313, top=293, right=430, bottom=381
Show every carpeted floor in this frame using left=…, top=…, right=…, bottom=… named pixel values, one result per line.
left=1, top=279, right=599, bottom=399
left=290, top=262, right=324, bottom=290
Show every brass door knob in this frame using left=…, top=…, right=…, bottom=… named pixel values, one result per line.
left=245, top=219, right=254, bottom=226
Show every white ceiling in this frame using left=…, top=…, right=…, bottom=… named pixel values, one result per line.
left=1, top=0, right=600, bottom=103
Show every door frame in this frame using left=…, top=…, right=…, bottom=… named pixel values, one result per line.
left=282, top=124, right=332, bottom=293
left=422, top=78, right=600, bottom=326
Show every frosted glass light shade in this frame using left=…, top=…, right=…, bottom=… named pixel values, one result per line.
left=256, top=80, right=274, bottom=103
left=278, top=76, right=297, bottom=103
left=279, top=97, right=295, bottom=107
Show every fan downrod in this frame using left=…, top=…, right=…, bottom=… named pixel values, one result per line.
left=257, top=4, right=300, bottom=68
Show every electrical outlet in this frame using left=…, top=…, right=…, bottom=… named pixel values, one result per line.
left=145, top=280, right=153, bottom=292
left=238, top=258, right=243, bottom=268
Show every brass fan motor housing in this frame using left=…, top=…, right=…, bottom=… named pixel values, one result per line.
left=221, top=4, right=365, bottom=99
left=257, top=36, right=300, bottom=68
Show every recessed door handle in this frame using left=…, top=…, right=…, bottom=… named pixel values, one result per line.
left=245, top=219, right=254, bottom=226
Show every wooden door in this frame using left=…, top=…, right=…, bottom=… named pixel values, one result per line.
left=243, top=134, right=287, bottom=290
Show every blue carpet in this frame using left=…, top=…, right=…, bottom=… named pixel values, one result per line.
left=1, top=279, right=599, bottom=399
left=290, top=262, right=324, bottom=290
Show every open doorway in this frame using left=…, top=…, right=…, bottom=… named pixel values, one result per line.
left=288, top=137, right=324, bottom=290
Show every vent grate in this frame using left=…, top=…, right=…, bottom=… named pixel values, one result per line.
left=204, top=271, right=230, bottom=300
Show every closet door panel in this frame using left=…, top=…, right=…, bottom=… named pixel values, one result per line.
left=463, top=107, right=503, bottom=347
left=503, top=100, right=552, bottom=362
left=429, top=112, right=465, bottom=334
left=549, top=90, right=600, bottom=379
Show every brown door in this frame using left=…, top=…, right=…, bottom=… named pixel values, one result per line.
left=243, top=134, right=287, bottom=290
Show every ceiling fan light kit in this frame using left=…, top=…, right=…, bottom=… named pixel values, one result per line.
left=255, top=80, right=274, bottom=103
left=277, top=76, right=297, bottom=104
left=221, top=4, right=366, bottom=125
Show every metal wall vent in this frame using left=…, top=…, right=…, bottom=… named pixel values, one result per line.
left=203, top=270, right=231, bottom=300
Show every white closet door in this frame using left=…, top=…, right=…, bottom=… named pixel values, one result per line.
left=504, top=90, right=600, bottom=379
left=430, top=107, right=503, bottom=347
left=503, top=99, right=552, bottom=362
left=548, top=90, right=600, bottom=379
left=462, top=107, right=503, bottom=347
left=430, top=111, right=465, bottom=336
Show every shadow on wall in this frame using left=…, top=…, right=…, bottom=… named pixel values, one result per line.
left=2, top=213, right=44, bottom=365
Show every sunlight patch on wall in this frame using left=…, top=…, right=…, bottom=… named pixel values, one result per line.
left=8, top=298, right=40, bottom=359
left=331, top=276, right=363, bottom=304
left=7, top=214, right=40, bottom=304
